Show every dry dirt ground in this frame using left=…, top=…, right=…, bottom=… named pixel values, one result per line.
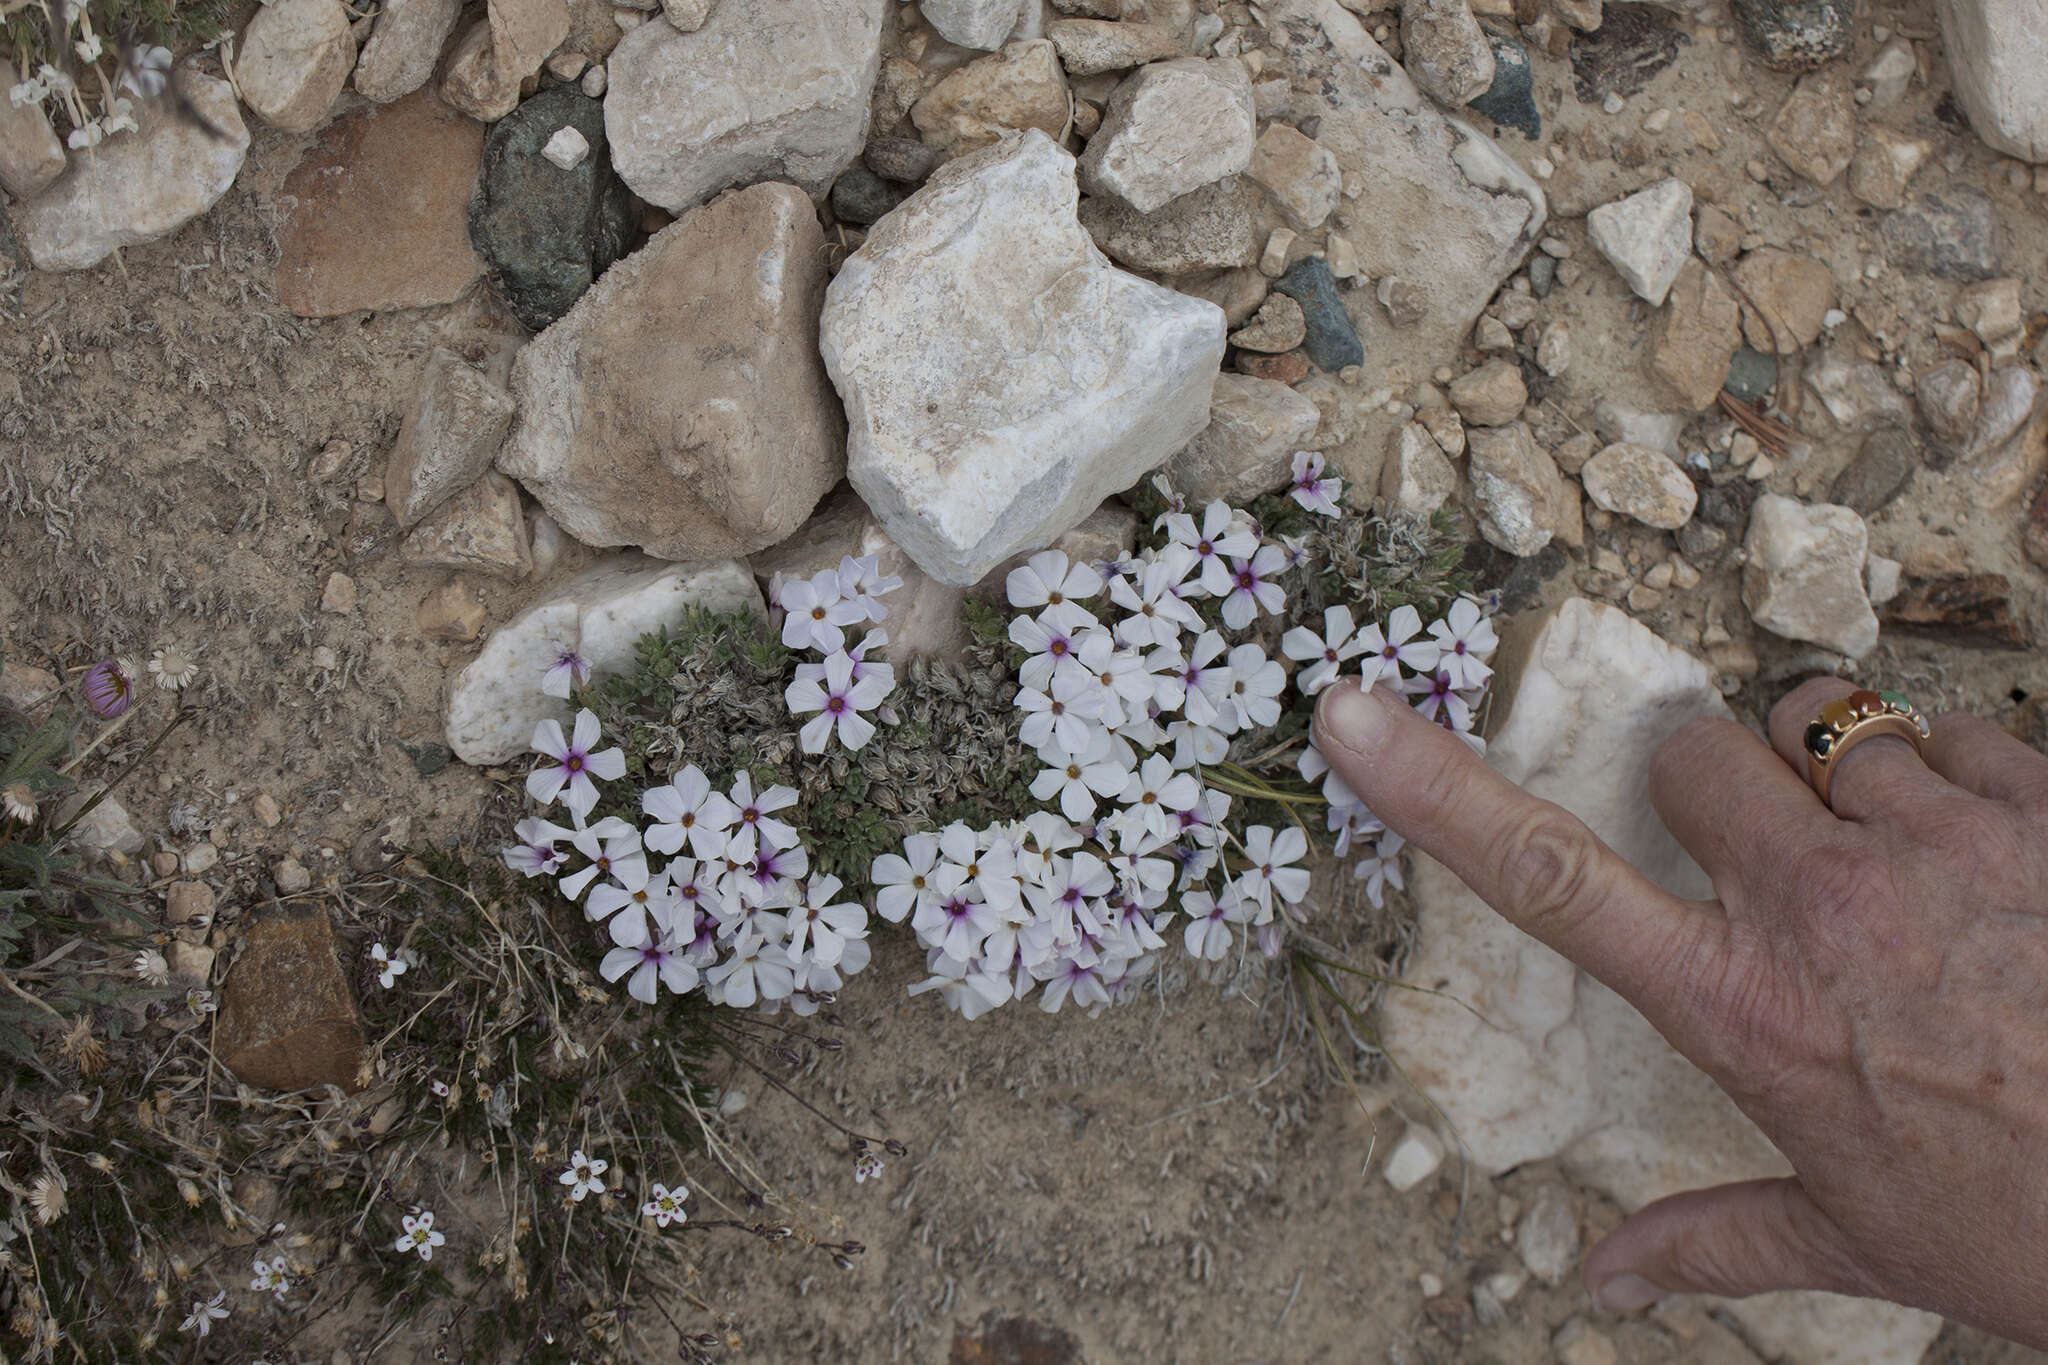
left=4, top=0, right=2048, bottom=1358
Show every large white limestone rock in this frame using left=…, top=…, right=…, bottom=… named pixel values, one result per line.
left=1380, top=598, right=1940, bottom=1365
left=820, top=130, right=1226, bottom=586
left=1938, top=0, right=2048, bottom=163
left=1742, top=494, right=1880, bottom=658
left=445, top=555, right=761, bottom=764
left=14, top=76, right=248, bottom=271
left=603, top=0, right=887, bottom=212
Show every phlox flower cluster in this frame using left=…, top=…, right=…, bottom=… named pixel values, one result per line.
left=507, top=726, right=877, bottom=1015
left=872, top=471, right=1502, bottom=1018
left=871, top=474, right=1340, bottom=1020
left=772, top=555, right=901, bottom=754
left=501, top=556, right=909, bottom=1012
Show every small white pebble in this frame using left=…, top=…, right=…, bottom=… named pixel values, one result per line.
left=581, top=63, right=607, bottom=97
left=1602, top=92, right=1625, bottom=115
left=1642, top=106, right=1672, bottom=133
left=1530, top=155, right=1554, bottom=179
left=1822, top=308, right=1847, bottom=329
left=542, top=126, right=591, bottom=170
left=1418, top=1272, right=1445, bottom=1298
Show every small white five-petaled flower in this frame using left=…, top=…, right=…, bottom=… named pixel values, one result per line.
left=180, top=1290, right=229, bottom=1337
left=641, top=1181, right=688, bottom=1227
left=541, top=645, right=591, bottom=699
left=395, top=1209, right=445, bottom=1260
left=368, top=942, right=408, bottom=990
left=853, top=1152, right=884, bottom=1184
left=560, top=1149, right=607, bottom=1202
left=250, top=1254, right=292, bottom=1298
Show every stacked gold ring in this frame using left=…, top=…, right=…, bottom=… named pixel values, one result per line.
left=1803, top=689, right=1933, bottom=808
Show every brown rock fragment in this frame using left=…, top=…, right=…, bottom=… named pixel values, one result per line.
left=1881, top=575, right=2029, bottom=649
left=274, top=90, right=485, bottom=317
left=217, top=907, right=367, bottom=1093
left=1647, top=260, right=1742, bottom=412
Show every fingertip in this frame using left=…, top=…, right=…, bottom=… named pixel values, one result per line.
left=1590, top=1272, right=1664, bottom=1313
left=1311, top=678, right=1404, bottom=761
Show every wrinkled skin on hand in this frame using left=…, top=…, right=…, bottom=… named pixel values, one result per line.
left=1312, top=674, right=2048, bottom=1347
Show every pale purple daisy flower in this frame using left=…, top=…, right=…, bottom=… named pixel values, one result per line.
left=81, top=657, right=138, bottom=718
left=836, top=554, right=903, bottom=624
left=1286, top=450, right=1343, bottom=516
left=1403, top=666, right=1478, bottom=732
left=527, top=710, right=625, bottom=819
left=557, top=818, right=642, bottom=902
left=704, top=930, right=795, bottom=1008
left=1163, top=501, right=1257, bottom=597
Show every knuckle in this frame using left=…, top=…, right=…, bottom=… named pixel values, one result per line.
left=1497, top=807, right=1604, bottom=933
left=1796, top=842, right=1891, bottom=925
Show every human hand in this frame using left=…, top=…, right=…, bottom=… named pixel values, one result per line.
left=1311, top=674, right=2048, bottom=1347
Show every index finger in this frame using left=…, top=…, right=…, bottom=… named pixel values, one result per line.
left=1312, top=680, right=1731, bottom=1042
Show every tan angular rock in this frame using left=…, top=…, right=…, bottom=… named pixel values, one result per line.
left=417, top=580, right=490, bottom=641
left=1915, top=358, right=1982, bottom=446
left=1732, top=249, right=1835, bottom=355
left=1400, top=0, right=1495, bottom=107
left=385, top=349, right=518, bottom=528
left=1227, top=293, right=1307, bottom=352
left=498, top=182, right=844, bottom=560
left=490, top=0, right=570, bottom=79
left=1579, top=442, right=1697, bottom=529
left=1766, top=69, right=1855, bottom=186
left=0, top=96, right=64, bottom=200
left=1244, top=123, right=1342, bottom=230
left=1647, top=260, right=1742, bottom=412
left=1045, top=18, right=1181, bottom=74
left=1077, top=57, right=1256, bottom=213
left=1467, top=422, right=1570, bottom=556
left=355, top=0, right=464, bottom=101
left=275, top=90, right=485, bottom=316
left=1742, top=494, right=1879, bottom=657
left=402, top=472, right=533, bottom=578
left=217, top=907, right=367, bottom=1094
left=235, top=0, right=357, bottom=133
left=1380, top=423, right=1458, bottom=516
left=1848, top=127, right=1930, bottom=211
left=1161, top=372, right=1322, bottom=504
left=1078, top=179, right=1258, bottom=274
left=1448, top=358, right=1527, bottom=427
left=753, top=487, right=968, bottom=661
left=440, top=20, right=522, bottom=122
left=912, top=40, right=1072, bottom=154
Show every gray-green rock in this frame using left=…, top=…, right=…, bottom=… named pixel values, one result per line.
left=830, top=167, right=906, bottom=225
left=469, top=86, right=638, bottom=332
left=1722, top=345, right=1778, bottom=403
left=1468, top=25, right=1538, bottom=139
left=1272, top=256, right=1362, bottom=373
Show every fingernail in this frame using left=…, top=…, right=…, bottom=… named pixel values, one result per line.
left=1314, top=681, right=1397, bottom=757
left=1592, top=1273, right=1663, bottom=1313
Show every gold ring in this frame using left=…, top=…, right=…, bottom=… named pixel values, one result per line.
left=1803, top=689, right=1932, bottom=808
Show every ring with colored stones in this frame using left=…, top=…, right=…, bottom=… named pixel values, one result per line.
left=1803, top=688, right=1933, bottom=809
